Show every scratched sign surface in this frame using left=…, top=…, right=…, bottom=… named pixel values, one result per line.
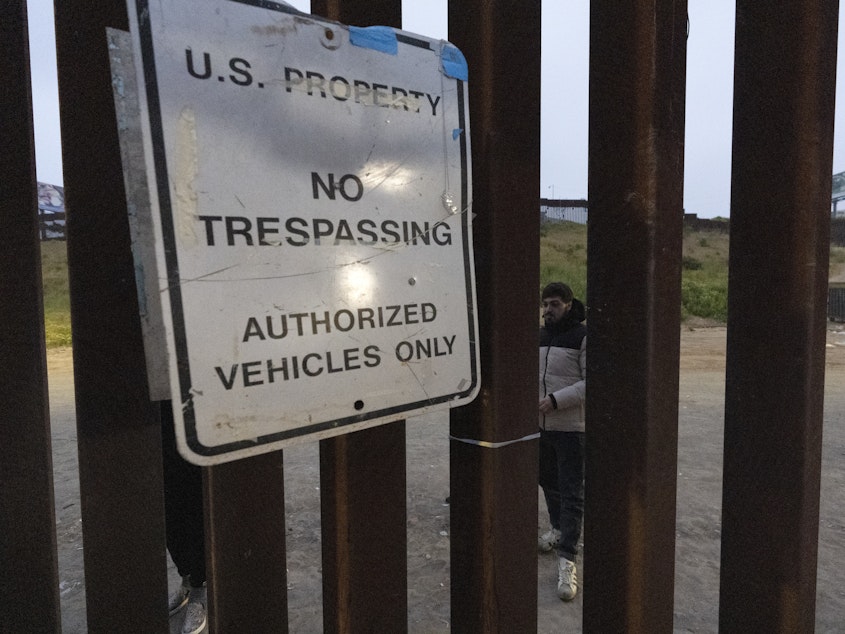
left=126, top=0, right=478, bottom=464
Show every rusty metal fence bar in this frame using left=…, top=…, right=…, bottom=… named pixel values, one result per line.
left=447, top=1, right=542, bottom=632
left=719, top=2, right=839, bottom=632
left=0, top=1, right=62, bottom=631
left=56, top=0, right=295, bottom=630
left=319, top=424, right=408, bottom=632
left=585, top=1, right=688, bottom=631
left=205, top=452, right=288, bottom=632
left=54, top=0, right=171, bottom=630
left=308, top=3, right=409, bottom=632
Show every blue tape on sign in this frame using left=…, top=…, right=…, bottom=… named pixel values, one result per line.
left=452, top=128, right=463, bottom=140
left=441, top=44, right=468, bottom=81
left=349, top=26, right=398, bottom=55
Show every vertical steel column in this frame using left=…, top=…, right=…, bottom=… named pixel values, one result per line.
left=447, top=1, right=541, bottom=632
left=585, top=2, right=687, bottom=631
left=54, top=0, right=169, bottom=630
left=312, top=0, right=397, bottom=23
left=0, top=1, right=61, bottom=630
left=319, top=424, right=407, bottom=632
left=308, top=2, right=408, bottom=632
left=205, top=454, right=288, bottom=633
left=719, top=3, right=838, bottom=632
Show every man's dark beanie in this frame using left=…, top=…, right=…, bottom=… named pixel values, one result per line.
left=541, top=282, right=573, bottom=302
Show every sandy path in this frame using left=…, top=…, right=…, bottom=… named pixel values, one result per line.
left=46, top=326, right=845, bottom=632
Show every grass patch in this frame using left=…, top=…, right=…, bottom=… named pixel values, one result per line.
left=41, top=240, right=72, bottom=348
left=541, top=221, right=731, bottom=322
left=539, top=221, right=588, bottom=301
left=38, top=224, right=845, bottom=347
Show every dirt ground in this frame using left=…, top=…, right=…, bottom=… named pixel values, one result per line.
left=47, top=325, right=845, bottom=632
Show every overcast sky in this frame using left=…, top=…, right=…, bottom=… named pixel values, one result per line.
left=25, top=0, right=845, bottom=218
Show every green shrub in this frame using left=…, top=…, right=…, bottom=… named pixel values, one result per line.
left=680, top=278, right=728, bottom=321
left=682, top=256, right=703, bottom=271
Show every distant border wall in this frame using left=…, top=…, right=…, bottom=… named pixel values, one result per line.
left=540, top=198, right=588, bottom=224
left=683, top=213, right=730, bottom=233
left=539, top=200, right=733, bottom=234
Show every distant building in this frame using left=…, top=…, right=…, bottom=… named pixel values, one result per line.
left=37, top=182, right=65, bottom=240
left=833, top=171, right=845, bottom=218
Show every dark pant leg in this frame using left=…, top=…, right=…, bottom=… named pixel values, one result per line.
left=539, top=431, right=562, bottom=530
left=556, top=432, right=585, bottom=561
left=161, top=401, right=206, bottom=585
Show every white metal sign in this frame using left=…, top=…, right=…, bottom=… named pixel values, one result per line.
left=126, top=0, right=478, bottom=464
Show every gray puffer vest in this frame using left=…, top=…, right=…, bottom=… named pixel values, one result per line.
left=539, top=299, right=586, bottom=432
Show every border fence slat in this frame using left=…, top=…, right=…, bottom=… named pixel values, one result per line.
left=584, top=2, right=688, bottom=631
left=309, top=2, right=409, bottom=632
left=446, top=1, right=542, bottom=631
left=319, top=425, right=408, bottom=632
left=205, top=453, right=288, bottom=632
left=54, top=0, right=169, bottom=630
left=0, top=2, right=62, bottom=630
left=719, top=2, right=838, bottom=631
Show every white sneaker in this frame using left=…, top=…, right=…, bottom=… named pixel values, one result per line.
left=181, top=585, right=207, bottom=634
left=557, top=557, right=577, bottom=601
left=168, top=576, right=190, bottom=616
left=538, top=528, right=561, bottom=552
left=181, top=599, right=207, bottom=634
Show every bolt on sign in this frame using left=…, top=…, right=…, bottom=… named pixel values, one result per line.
left=123, top=0, right=479, bottom=464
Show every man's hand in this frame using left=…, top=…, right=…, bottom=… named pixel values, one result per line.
left=539, top=396, right=555, bottom=415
